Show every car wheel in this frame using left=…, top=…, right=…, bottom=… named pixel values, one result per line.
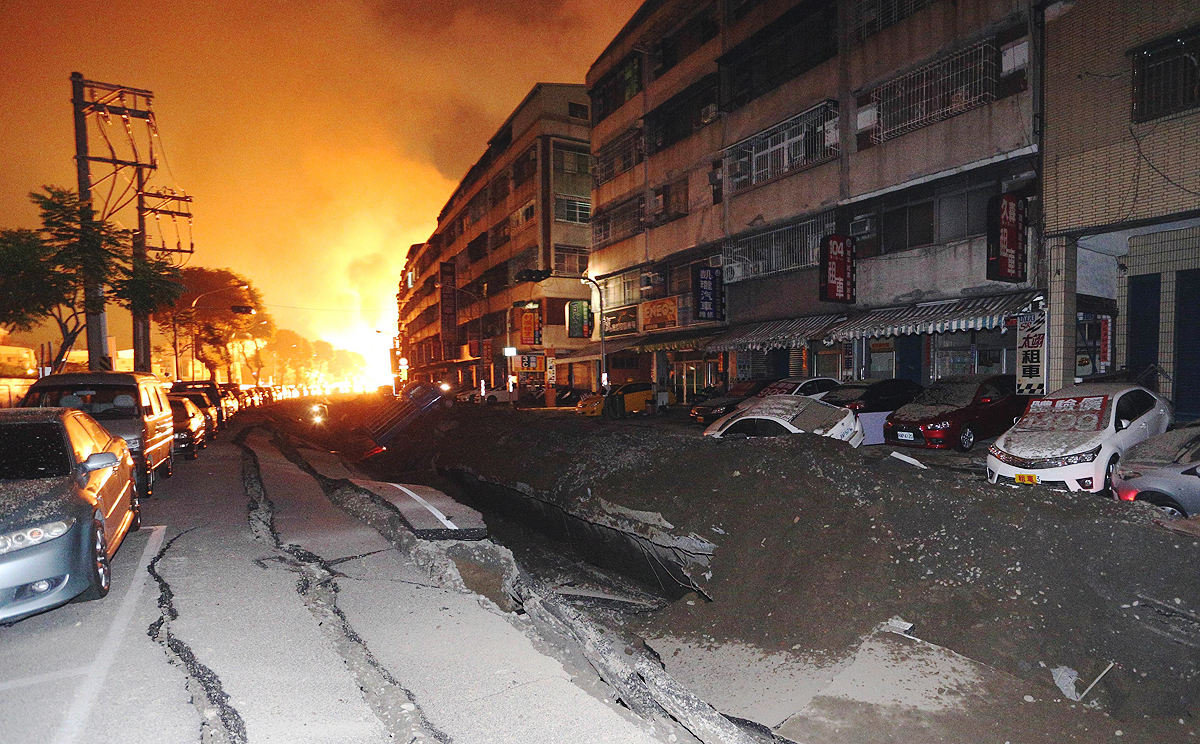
left=1139, top=491, right=1188, bottom=519
left=137, top=464, right=154, bottom=499
left=188, top=442, right=200, bottom=460
left=486, top=395, right=497, bottom=404
left=77, top=519, right=111, bottom=601
left=129, top=483, right=142, bottom=532
left=1102, top=456, right=1119, bottom=496
left=957, top=425, right=976, bottom=452
left=159, top=452, right=173, bottom=479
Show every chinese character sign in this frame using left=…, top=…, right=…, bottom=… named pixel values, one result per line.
left=1016, top=311, right=1045, bottom=395
left=439, top=262, right=458, bottom=360
left=566, top=300, right=591, bottom=338
left=987, top=194, right=1027, bottom=283
left=819, top=235, right=855, bottom=303
left=692, top=265, right=725, bottom=321
left=520, top=309, right=541, bottom=345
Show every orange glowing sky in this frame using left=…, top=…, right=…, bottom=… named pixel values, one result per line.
left=0, top=0, right=640, bottom=376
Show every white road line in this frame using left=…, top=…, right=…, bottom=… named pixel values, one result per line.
left=52, top=524, right=166, bottom=744
left=386, top=483, right=459, bottom=530
left=0, top=666, right=89, bottom=693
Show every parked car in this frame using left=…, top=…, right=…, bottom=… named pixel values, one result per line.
left=704, top=395, right=865, bottom=446
left=690, top=378, right=779, bottom=425
left=24, top=371, right=175, bottom=498
left=733, top=376, right=841, bottom=412
left=987, top=383, right=1172, bottom=494
left=577, top=381, right=675, bottom=417
left=884, top=374, right=1029, bottom=452
left=1112, top=419, right=1200, bottom=517
left=821, top=378, right=925, bottom=445
left=172, top=381, right=227, bottom=426
left=172, top=392, right=219, bottom=441
left=460, top=385, right=519, bottom=405
left=169, top=396, right=206, bottom=460
left=0, top=407, right=139, bottom=623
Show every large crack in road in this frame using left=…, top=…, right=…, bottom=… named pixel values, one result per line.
left=238, top=428, right=452, bottom=744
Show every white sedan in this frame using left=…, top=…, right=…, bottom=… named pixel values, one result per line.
left=733, top=376, right=841, bottom=412
left=704, top=395, right=865, bottom=447
left=987, top=382, right=1172, bottom=494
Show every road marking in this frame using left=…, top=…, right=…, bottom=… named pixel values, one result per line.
left=386, top=483, right=459, bottom=529
left=52, top=525, right=166, bottom=744
left=0, top=666, right=89, bottom=693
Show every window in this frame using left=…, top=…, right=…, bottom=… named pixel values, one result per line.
left=603, top=270, right=641, bottom=308
left=651, top=5, right=720, bottom=80
left=507, top=247, right=538, bottom=286
left=850, top=0, right=936, bottom=42
left=512, top=200, right=536, bottom=229
left=723, top=210, right=835, bottom=282
left=719, top=0, right=837, bottom=112
left=553, top=148, right=591, bottom=175
left=592, top=196, right=645, bottom=249
left=490, top=173, right=510, bottom=205
left=554, top=245, right=589, bottom=276
left=568, top=101, right=590, bottom=120
left=488, top=221, right=509, bottom=251
left=1115, top=390, right=1157, bottom=425
left=650, top=178, right=689, bottom=226
left=594, top=127, right=644, bottom=186
left=1132, top=26, right=1200, bottom=122
left=937, top=183, right=994, bottom=242
left=646, top=75, right=719, bottom=154
left=881, top=200, right=935, bottom=253
left=590, top=53, right=643, bottom=124
left=725, top=100, right=839, bottom=194
left=512, top=145, right=538, bottom=187
left=555, top=196, right=591, bottom=224
left=872, top=41, right=998, bottom=143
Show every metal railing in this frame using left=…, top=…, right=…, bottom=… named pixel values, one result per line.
left=851, top=0, right=937, bottom=42
left=873, top=41, right=997, bottom=143
left=724, top=101, right=839, bottom=195
left=722, top=211, right=835, bottom=283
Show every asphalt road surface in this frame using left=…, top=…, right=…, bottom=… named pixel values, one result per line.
left=0, top=415, right=664, bottom=744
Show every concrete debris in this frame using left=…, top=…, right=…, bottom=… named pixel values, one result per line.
left=889, top=451, right=929, bottom=469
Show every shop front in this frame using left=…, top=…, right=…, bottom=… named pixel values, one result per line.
left=708, top=314, right=846, bottom=382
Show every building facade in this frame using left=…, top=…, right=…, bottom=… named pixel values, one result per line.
left=1041, top=0, right=1200, bottom=418
left=397, top=84, right=595, bottom=395
left=581, top=0, right=1044, bottom=402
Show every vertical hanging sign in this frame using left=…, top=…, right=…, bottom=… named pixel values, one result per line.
left=566, top=300, right=592, bottom=338
left=819, top=235, right=856, bottom=303
left=693, top=265, right=725, bottom=321
left=1016, top=311, right=1046, bottom=395
left=439, top=262, right=458, bottom=360
left=987, top=194, right=1028, bottom=282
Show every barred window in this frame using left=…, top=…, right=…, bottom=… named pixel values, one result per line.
left=851, top=0, right=936, bottom=43
left=1132, top=26, right=1200, bottom=123
left=554, top=245, right=589, bottom=276
left=651, top=5, right=719, bottom=80
left=722, top=211, right=835, bottom=283
left=602, top=270, right=641, bottom=308
left=594, top=127, right=644, bottom=186
left=650, top=178, right=689, bottom=225
left=724, top=100, right=839, bottom=194
left=466, top=232, right=489, bottom=262
left=872, top=41, right=998, bottom=143
left=555, top=196, right=591, bottom=224
left=554, top=148, right=591, bottom=175
left=592, top=196, right=645, bottom=249
left=489, top=220, right=510, bottom=251
left=591, top=53, right=643, bottom=124
left=489, top=172, right=510, bottom=205
left=512, top=145, right=538, bottom=187
left=646, top=74, right=719, bottom=154
left=568, top=101, right=590, bottom=120
left=719, top=1, right=837, bottom=112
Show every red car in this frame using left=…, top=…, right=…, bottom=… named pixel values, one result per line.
left=883, top=374, right=1030, bottom=452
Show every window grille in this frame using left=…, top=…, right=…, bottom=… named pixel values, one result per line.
left=724, top=101, right=839, bottom=194
left=722, top=211, right=834, bottom=283
left=649, top=178, right=689, bottom=225
left=602, top=271, right=641, bottom=308
left=872, top=42, right=997, bottom=143
left=488, top=221, right=510, bottom=251
left=554, top=196, right=591, bottom=224
left=592, top=196, right=645, bottom=249
left=590, top=53, right=643, bottom=124
left=594, top=128, right=644, bottom=186
left=1132, top=27, right=1200, bottom=122
left=851, top=0, right=937, bottom=42
left=553, top=148, right=591, bottom=175
left=554, top=245, right=589, bottom=276
left=489, top=173, right=510, bottom=205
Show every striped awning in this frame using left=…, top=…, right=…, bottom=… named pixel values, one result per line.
left=558, top=334, right=644, bottom=363
left=825, top=291, right=1042, bottom=341
left=707, top=314, right=845, bottom=352
left=635, top=327, right=723, bottom=353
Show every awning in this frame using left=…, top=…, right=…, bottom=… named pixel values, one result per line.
left=557, top=334, right=644, bottom=363
left=825, top=291, right=1042, bottom=341
left=634, top=326, right=723, bottom=353
left=707, top=314, right=845, bottom=352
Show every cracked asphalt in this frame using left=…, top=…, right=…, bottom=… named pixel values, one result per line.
left=0, top=414, right=667, bottom=744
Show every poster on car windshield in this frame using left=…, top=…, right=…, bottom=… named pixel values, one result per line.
left=1016, top=311, right=1045, bottom=396
left=1017, top=396, right=1108, bottom=432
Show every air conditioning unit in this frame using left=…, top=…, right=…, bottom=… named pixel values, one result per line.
left=640, top=272, right=663, bottom=289
left=700, top=103, right=719, bottom=125
left=724, top=264, right=745, bottom=282
left=849, top=216, right=875, bottom=237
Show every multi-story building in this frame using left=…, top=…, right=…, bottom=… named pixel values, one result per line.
left=1041, top=0, right=1200, bottom=418
left=397, top=84, right=594, bottom=395
left=581, top=0, right=1043, bottom=402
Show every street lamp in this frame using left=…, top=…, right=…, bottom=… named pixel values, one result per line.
left=436, top=283, right=487, bottom=391
left=577, top=275, right=607, bottom=389
left=183, top=283, right=248, bottom=380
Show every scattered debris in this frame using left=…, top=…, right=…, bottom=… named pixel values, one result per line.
left=889, top=451, right=929, bottom=469
left=1051, top=666, right=1081, bottom=701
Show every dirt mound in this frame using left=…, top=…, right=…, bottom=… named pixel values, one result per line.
left=359, top=403, right=1200, bottom=721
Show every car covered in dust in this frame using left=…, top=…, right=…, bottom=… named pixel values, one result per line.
left=1112, top=419, right=1200, bottom=517
left=703, top=394, right=865, bottom=446
left=884, top=374, right=1029, bottom=452
left=987, top=383, right=1172, bottom=494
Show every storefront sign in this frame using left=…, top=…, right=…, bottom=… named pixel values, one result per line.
left=693, top=265, right=724, bottom=321
left=819, top=235, right=856, bottom=303
left=602, top=306, right=639, bottom=337
left=843, top=340, right=854, bottom=374
left=520, top=308, right=541, bottom=345
left=566, top=300, right=591, bottom=338
left=439, top=262, right=458, bottom=360
left=641, top=296, right=678, bottom=332
left=546, top=361, right=557, bottom=385
left=1016, top=311, right=1045, bottom=395
left=513, top=353, right=545, bottom=371
left=987, top=194, right=1027, bottom=283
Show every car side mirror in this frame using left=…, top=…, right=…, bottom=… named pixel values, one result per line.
left=82, top=451, right=119, bottom=473
left=1117, top=418, right=1131, bottom=431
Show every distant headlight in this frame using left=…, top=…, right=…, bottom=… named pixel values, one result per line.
left=439, top=383, right=451, bottom=391
left=925, top=420, right=952, bottom=430
left=0, top=519, right=75, bottom=555
left=712, top=405, right=730, bottom=415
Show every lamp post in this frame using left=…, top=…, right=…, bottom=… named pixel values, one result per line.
left=436, top=283, right=487, bottom=391
left=186, top=283, right=248, bottom=380
left=577, top=275, right=607, bottom=389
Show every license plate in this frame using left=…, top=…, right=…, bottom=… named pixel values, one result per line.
left=897, top=431, right=914, bottom=441
left=1015, top=473, right=1039, bottom=484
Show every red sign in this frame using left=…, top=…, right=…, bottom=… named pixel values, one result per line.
left=987, top=194, right=1027, bottom=283
left=520, top=310, right=541, bottom=345
left=819, top=235, right=855, bottom=303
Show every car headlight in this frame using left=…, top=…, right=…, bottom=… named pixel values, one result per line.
left=712, top=406, right=730, bottom=415
left=925, top=420, right=952, bottom=430
left=0, top=518, right=75, bottom=555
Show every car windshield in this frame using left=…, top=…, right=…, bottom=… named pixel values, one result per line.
left=0, top=422, right=72, bottom=479
left=821, top=385, right=869, bottom=405
left=27, top=384, right=141, bottom=420
left=1014, top=395, right=1109, bottom=432
left=912, top=382, right=978, bottom=408
left=726, top=381, right=759, bottom=397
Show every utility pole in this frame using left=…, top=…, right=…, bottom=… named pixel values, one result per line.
left=72, top=72, right=111, bottom=371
